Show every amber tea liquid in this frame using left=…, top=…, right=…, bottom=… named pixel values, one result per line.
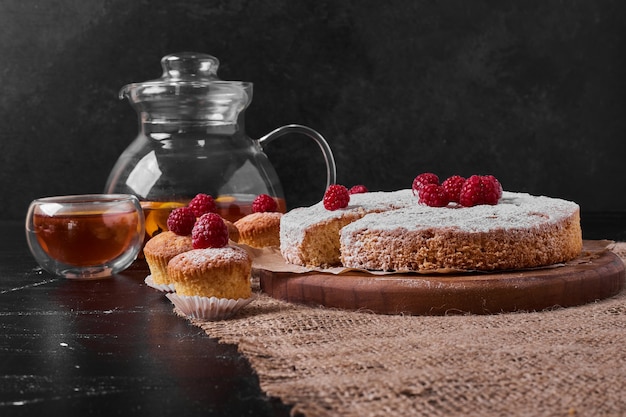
left=214, top=195, right=287, bottom=222
left=141, top=195, right=286, bottom=240
left=141, top=201, right=187, bottom=242
left=33, top=210, right=140, bottom=266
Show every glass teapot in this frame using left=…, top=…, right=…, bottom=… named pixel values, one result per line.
left=105, top=52, right=336, bottom=238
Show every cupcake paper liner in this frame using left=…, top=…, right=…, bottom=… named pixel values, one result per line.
left=144, top=275, right=176, bottom=293
left=165, top=293, right=256, bottom=320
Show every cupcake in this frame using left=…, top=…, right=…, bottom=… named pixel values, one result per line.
left=167, top=246, right=252, bottom=299
left=143, top=231, right=193, bottom=289
left=165, top=213, right=254, bottom=320
left=166, top=246, right=254, bottom=320
left=234, top=212, right=282, bottom=248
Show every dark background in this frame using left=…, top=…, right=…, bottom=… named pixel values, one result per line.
left=2, top=0, right=625, bottom=223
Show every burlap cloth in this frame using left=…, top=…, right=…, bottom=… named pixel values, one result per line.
left=182, top=242, right=626, bottom=417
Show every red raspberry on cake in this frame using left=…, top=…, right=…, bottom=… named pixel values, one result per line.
left=323, top=184, right=350, bottom=210
left=412, top=173, right=439, bottom=196
left=459, top=175, right=502, bottom=207
left=348, top=184, right=368, bottom=195
left=482, top=175, right=503, bottom=201
left=188, top=193, right=217, bottom=217
left=252, top=194, right=278, bottom=213
left=167, top=207, right=197, bottom=236
left=191, top=213, right=229, bottom=249
left=459, top=175, right=483, bottom=207
left=418, top=183, right=450, bottom=207
left=442, top=175, right=466, bottom=203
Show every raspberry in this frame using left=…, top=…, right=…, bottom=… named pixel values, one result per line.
left=459, top=175, right=483, bottom=207
left=459, top=175, right=502, bottom=207
left=412, top=173, right=439, bottom=196
left=483, top=175, right=503, bottom=201
left=442, top=175, right=466, bottom=203
left=191, top=213, right=229, bottom=249
left=252, top=194, right=278, bottom=213
left=323, top=184, right=350, bottom=211
left=188, top=193, right=217, bottom=217
left=418, top=183, right=450, bottom=207
left=348, top=185, right=368, bottom=194
left=166, top=207, right=197, bottom=236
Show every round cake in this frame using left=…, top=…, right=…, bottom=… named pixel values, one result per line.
left=234, top=212, right=282, bottom=248
left=143, top=231, right=194, bottom=285
left=280, top=190, right=582, bottom=271
left=167, top=246, right=252, bottom=299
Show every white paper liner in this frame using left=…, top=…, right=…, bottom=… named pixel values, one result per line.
left=144, top=275, right=176, bottom=293
left=165, top=293, right=256, bottom=320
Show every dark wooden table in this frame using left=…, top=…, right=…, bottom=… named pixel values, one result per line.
left=0, top=221, right=292, bottom=417
left=2, top=212, right=625, bottom=417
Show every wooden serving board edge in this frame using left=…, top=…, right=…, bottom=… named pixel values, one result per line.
left=258, top=246, right=625, bottom=316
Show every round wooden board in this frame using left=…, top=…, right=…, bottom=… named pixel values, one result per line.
left=258, top=244, right=625, bottom=315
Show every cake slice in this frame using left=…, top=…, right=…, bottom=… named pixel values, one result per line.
left=279, top=190, right=415, bottom=267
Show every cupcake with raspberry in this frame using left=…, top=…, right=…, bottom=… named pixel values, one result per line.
left=166, top=213, right=254, bottom=320
left=234, top=194, right=282, bottom=248
left=143, top=206, right=196, bottom=292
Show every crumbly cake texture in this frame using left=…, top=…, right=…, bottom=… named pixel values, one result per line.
left=280, top=190, right=583, bottom=271
left=167, top=246, right=252, bottom=299
left=234, top=212, right=282, bottom=248
left=280, top=190, right=417, bottom=267
left=143, top=231, right=194, bottom=284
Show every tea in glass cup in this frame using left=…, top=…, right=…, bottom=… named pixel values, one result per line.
left=26, top=194, right=145, bottom=279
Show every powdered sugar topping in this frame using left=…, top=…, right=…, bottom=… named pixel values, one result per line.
left=342, top=191, right=579, bottom=235
left=178, top=245, right=249, bottom=267
left=280, top=189, right=416, bottom=243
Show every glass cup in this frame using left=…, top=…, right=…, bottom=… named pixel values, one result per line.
left=25, top=194, right=145, bottom=279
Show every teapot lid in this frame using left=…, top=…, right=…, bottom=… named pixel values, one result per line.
left=120, top=52, right=252, bottom=125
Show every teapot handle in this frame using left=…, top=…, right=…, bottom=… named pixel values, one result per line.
left=258, top=124, right=337, bottom=191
